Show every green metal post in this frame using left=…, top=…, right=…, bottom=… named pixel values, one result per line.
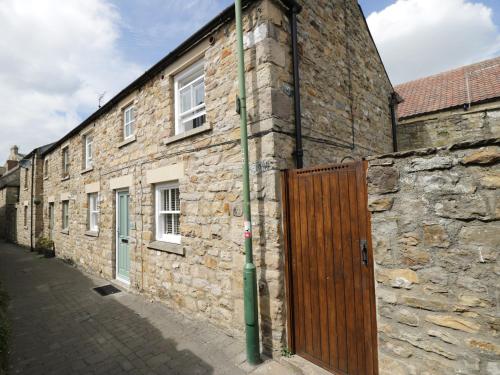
left=235, top=0, right=261, bottom=365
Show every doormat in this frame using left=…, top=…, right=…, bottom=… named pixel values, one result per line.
left=93, top=284, right=121, bottom=296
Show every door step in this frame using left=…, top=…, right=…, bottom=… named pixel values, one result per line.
left=280, top=356, right=333, bottom=375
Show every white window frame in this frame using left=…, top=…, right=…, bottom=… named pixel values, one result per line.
left=155, top=182, right=181, bottom=244
left=123, top=105, right=135, bottom=139
left=88, top=193, right=99, bottom=232
left=84, top=134, right=93, bottom=169
left=62, top=147, right=69, bottom=177
left=174, top=60, right=206, bottom=135
left=62, top=200, right=69, bottom=231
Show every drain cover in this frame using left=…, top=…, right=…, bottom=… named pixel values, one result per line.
left=93, top=284, right=121, bottom=296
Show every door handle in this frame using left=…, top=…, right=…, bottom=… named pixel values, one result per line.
left=360, top=240, right=368, bottom=266
left=121, top=239, right=128, bottom=244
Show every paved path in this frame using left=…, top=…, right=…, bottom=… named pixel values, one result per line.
left=0, top=241, right=257, bottom=375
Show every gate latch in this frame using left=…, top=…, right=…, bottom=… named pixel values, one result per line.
left=360, top=240, right=368, bottom=266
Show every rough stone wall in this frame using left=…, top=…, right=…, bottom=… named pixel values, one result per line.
left=0, top=186, right=19, bottom=240
left=272, top=0, right=394, bottom=170
left=398, top=103, right=500, bottom=151
left=367, top=138, right=499, bottom=375
left=15, top=156, right=44, bottom=248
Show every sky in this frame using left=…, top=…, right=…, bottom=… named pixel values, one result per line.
left=0, top=0, right=499, bottom=161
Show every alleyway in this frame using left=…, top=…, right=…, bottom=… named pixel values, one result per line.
left=0, top=241, right=253, bottom=375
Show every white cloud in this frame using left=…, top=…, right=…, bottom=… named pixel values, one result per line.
left=0, top=0, right=142, bottom=161
left=367, top=0, right=500, bottom=84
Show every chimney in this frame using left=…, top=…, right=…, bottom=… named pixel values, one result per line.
left=9, top=145, right=20, bottom=160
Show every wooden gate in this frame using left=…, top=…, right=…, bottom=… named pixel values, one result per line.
left=281, top=161, right=378, bottom=375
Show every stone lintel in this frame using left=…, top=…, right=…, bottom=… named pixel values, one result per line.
left=146, top=163, right=184, bottom=185
left=110, top=175, right=133, bottom=190
left=85, top=182, right=100, bottom=194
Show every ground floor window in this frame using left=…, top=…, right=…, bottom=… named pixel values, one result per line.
left=155, top=183, right=180, bottom=243
left=88, top=193, right=99, bottom=232
left=23, top=206, right=28, bottom=227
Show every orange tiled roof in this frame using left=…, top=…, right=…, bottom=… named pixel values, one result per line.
left=395, top=56, right=500, bottom=119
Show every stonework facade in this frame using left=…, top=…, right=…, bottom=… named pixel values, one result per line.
left=367, top=138, right=499, bottom=375
left=0, top=184, right=19, bottom=241
left=15, top=151, right=45, bottom=249
left=34, top=0, right=393, bottom=356
left=398, top=102, right=500, bottom=151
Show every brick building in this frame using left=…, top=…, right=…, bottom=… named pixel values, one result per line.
left=396, top=56, right=500, bottom=150
left=6, top=0, right=395, bottom=362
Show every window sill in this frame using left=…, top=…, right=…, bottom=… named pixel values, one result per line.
left=147, top=241, right=184, bottom=256
left=43, top=176, right=48, bottom=180
left=81, top=166, right=94, bottom=175
left=84, top=230, right=99, bottom=237
left=118, top=135, right=136, bottom=148
left=61, top=175, right=70, bottom=182
left=61, top=229, right=69, bottom=235
left=163, top=124, right=211, bottom=145
left=24, top=226, right=28, bottom=230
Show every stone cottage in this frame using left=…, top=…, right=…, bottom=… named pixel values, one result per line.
left=14, top=144, right=53, bottom=250
left=0, top=146, right=24, bottom=241
left=396, top=56, right=500, bottom=151
left=15, top=0, right=394, bottom=362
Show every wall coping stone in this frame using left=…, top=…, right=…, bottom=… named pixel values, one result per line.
left=365, top=137, right=500, bottom=160
left=147, top=241, right=184, bottom=256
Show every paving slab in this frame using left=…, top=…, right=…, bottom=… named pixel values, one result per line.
left=0, top=240, right=297, bottom=375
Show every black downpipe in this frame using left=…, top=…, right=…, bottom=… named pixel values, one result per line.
left=290, top=4, right=303, bottom=169
left=390, top=92, right=398, bottom=152
left=30, top=153, right=35, bottom=251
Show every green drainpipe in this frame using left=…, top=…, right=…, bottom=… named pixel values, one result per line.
left=235, top=0, right=261, bottom=365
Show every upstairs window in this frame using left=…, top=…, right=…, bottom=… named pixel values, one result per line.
left=174, top=60, right=205, bottom=135
left=123, top=105, right=135, bottom=139
left=62, top=147, right=69, bottom=178
left=84, top=134, right=93, bottom=169
left=62, top=200, right=69, bottom=231
left=88, top=193, right=99, bottom=232
left=24, top=168, right=28, bottom=189
left=155, top=183, right=180, bottom=244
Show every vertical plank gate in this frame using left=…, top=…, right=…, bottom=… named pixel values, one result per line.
left=282, top=161, right=378, bottom=375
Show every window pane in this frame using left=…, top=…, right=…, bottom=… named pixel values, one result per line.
left=180, top=86, right=191, bottom=113
left=194, top=80, right=205, bottom=106
left=173, top=213, right=180, bottom=235
left=166, top=213, right=173, bottom=234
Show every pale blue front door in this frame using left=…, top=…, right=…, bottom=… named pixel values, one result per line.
left=116, top=191, right=130, bottom=282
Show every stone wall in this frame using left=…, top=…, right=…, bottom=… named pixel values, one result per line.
left=398, top=102, right=500, bottom=151
left=0, top=186, right=19, bottom=241
left=272, top=0, right=394, bottom=169
left=367, top=138, right=499, bottom=375
left=15, top=155, right=44, bottom=248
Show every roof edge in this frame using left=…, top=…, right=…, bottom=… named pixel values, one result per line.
left=42, top=0, right=298, bottom=156
left=398, top=95, right=500, bottom=121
